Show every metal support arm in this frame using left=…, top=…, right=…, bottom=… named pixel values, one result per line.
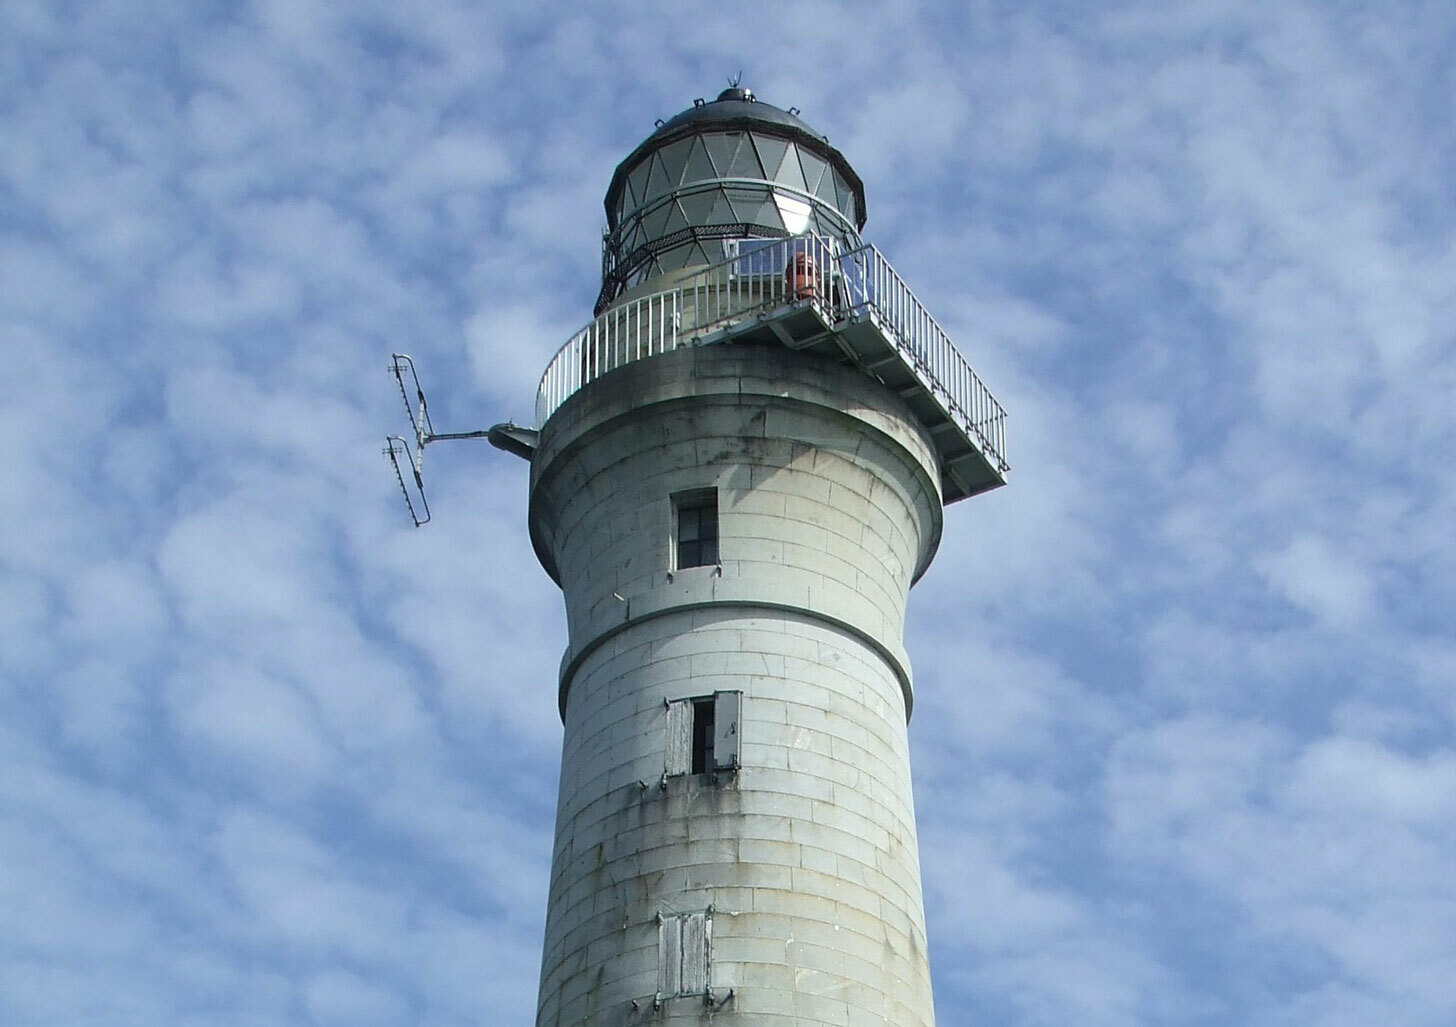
left=384, top=353, right=529, bottom=527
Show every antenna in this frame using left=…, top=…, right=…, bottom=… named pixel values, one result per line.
left=383, top=353, right=538, bottom=527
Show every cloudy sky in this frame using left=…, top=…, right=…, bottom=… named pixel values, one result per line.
left=4, top=0, right=1454, bottom=1024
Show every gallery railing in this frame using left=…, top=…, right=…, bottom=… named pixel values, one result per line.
left=536, top=235, right=1007, bottom=477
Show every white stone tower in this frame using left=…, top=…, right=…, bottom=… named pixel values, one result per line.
left=514, top=87, right=1007, bottom=1027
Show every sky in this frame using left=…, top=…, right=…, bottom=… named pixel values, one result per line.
left=3, top=0, right=1454, bottom=1024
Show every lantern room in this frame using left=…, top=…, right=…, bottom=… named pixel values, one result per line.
left=597, top=86, right=867, bottom=314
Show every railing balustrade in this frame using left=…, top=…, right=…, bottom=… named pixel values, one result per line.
left=836, top=244, right=1009, bottom=474
left=535, top=236, right=1008, bottom=477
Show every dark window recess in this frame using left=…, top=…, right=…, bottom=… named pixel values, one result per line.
left=675, top=492, right=719, bottom=568
left=665, top=691, right=741, bottom=776
left=691, top=697, right=716, bottom=774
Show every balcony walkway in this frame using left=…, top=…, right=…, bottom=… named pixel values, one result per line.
left=536, top=237, right=1008, bottom=503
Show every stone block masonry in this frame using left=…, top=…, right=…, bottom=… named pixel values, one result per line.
left=528, top=344, right=943, bottom=1026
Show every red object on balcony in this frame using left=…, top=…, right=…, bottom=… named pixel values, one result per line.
left=787, top=251, right=817, bottom=299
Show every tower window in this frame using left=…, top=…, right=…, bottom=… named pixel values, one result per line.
left=673, top=490, right=718, bottom=568
left=665, top=691, right=741, bottom=777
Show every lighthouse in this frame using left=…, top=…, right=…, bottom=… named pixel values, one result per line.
left=512, top=86, right=1007, bottom=1027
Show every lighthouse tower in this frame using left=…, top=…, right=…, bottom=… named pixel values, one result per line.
left=519, top=87, right=1007, bottom=1027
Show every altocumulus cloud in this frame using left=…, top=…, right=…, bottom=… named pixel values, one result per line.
left=2, top=1, right=1454, bottom=1025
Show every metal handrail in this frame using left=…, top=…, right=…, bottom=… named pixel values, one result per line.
left=837, top=244, right=1009, bottom=474
left=535, top=291, right=681, bottom=426
left=535, top=236, right=1008, bottom=476
left=684, top=235, right=839, bottom=342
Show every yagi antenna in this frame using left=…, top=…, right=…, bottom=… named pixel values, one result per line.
left=383, top=353, right=537, bottom=527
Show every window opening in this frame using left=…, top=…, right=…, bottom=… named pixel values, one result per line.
left=665, top=691, right=741, bottom=777
left=674, top=490, right=718, bottom=569
left=691, top=697, right=716, bottom=774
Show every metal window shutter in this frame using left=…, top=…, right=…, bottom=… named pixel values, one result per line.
left=665, top=699, right=692, bottom=776
left=713, top=690, right=741, bottom=771
left=680, top=912, right=709, bottom=994
left=658, top=914, right=682, bottom=996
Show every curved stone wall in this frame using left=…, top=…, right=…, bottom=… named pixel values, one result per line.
left=529, top=344, right=942, bottom=1026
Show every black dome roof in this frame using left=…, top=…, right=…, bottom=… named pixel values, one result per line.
left=604, top=87, right=867, bottom=230
left=650, top=87, right=828, bottom=143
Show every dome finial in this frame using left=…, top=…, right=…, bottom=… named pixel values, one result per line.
left=718, top=72, right=753, bottom=103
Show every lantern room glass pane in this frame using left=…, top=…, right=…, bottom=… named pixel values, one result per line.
left=678, top=189, right=715, bottom=225
left=751, top=133, right=791, bottom=183
left=663, top=199, right=690, bottom=235
left=814, top=207, right=853, bottom=241
left=656, top=244, right=692, bottom=272
left=747, top=197, right=784, bottom=231
left=798, top=149, right=828, bottom=197
left=833, top=169, right=855, bottom=220
left=774, top=192, right=812, bottom=234
left=643, top=152, right=672, bottom=205
left=723, top=184, right=764, bottom=205
left=682, top=135, right=717, bottom=185
left=725, top=135, right=764, bottom=179
left=706, top=188, right=738, bottom=225
left=815, top=162, right=839, bottom=204
left=702, top=133, right=739, bottom=178
left=626, top=160, right=651, bottom=211
left=656, top=137, right=693, bottom=188
left=641, top=201, right=673, bottom=240
left=773, top=142, right=807, bottom=192
left=720, top=186, right=767, bottom=228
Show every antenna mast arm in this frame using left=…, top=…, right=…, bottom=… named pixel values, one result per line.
left=383, top=354, right=537, bottom=527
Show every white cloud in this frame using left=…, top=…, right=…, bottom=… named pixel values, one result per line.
left=169, top=660, right=338, bottom=788
left=1259, top=533, right=1376, bottom=627
left=305, top=968, right=411, bottom=1025
left=4, top=0, right=1454, bottom=1024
